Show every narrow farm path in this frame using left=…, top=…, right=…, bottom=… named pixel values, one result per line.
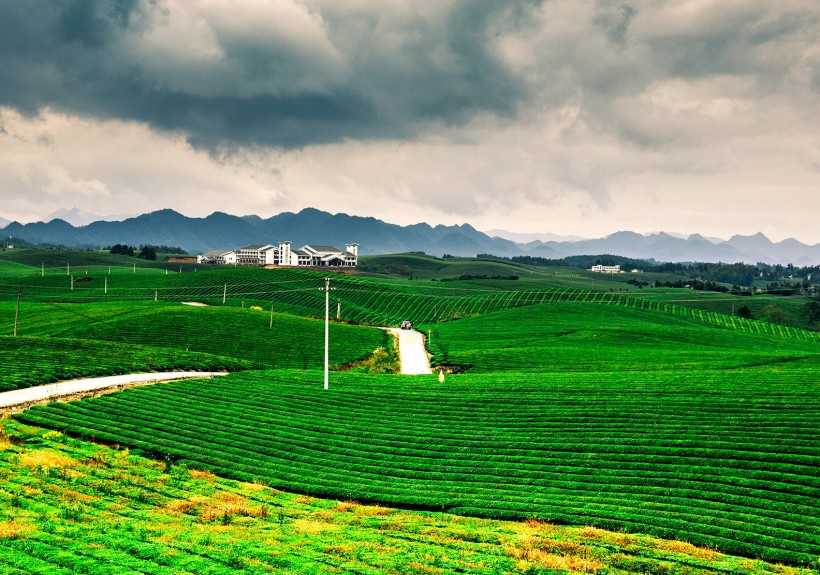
left=389, top=328, right=432, bottom=375
left=0, top=372, right=228, bottom=411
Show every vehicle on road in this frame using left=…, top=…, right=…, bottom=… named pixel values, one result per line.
left=400, top=320, right=413, bottom=330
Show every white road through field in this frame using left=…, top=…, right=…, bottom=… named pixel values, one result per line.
left=0, top=372, right=228, bottom=410
left=390, top=328, right=432, bottom=375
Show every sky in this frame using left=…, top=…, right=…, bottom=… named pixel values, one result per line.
left=1, top=0, right=819, bottom=243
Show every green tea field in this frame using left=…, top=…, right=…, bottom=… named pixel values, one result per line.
left=3, top=419, right=813, bottom=575
left=2, top=251, right=819, bottom=571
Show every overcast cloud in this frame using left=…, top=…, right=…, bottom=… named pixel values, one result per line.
left=1, top=0, right=819, bottom=243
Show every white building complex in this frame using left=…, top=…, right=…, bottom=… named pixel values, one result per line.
left=590, top=264, right=621, bottom=273
left=197, top=242, right=358, bottom=267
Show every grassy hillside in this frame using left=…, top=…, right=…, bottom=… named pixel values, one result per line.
left=4, top=260, right=820, bottom=570
left=0, top=248, right=186, bottom=272
left=3, top=419, right=812, bottom=575
left=424, top=302, right=820, bottom=372
left=0, top=336, right=255, bottom=392
left=17, top=363, right=820, bottom=567
left=2, top=301, right=386, bottom=371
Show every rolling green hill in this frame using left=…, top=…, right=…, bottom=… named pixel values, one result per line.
left=4, top=259, right=820, bottom=569
left=0, top=336, right=255, bottom=392
left=17, top=363, right=820, bottom=566
left=2, top=418, right=814, bottom=575
left=424, top=302, right=819, bottom=372
left=2, top=301, right=385, bottom=372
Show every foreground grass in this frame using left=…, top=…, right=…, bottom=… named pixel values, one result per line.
left=1, top=419, right=813, bottom=575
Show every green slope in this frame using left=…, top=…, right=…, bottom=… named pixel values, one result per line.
left=0, top=336, right=255, bottom=392
left=425, top=302, right=820, bottom=372
left=4, top=419, right=813, bottom=575
left=17, top=364, right=820, bottom=567
left=4, top=301, right=385, bottom=371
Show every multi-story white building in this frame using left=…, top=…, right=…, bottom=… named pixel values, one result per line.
left=199, top=242, right=358, bottom=267
left=235, top=244, right=277, bottom=265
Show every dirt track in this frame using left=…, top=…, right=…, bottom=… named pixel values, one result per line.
left=389, top=328, right=432, bottom=375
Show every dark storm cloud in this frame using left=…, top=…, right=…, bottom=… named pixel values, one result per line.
left=1, top=1, right=817, bottom=153
left=0, top=0, right=535, bottom=148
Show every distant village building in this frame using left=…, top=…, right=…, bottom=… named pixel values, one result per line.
left=591, top=264, right=621, bottom=274
left=198, top=242, right=358, bottom=268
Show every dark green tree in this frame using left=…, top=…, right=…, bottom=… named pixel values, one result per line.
left=800, top=301, right=820, bottom=331
left=138, top=246, right=157, bottom=260
left=737, top=305, right=753, bottom=319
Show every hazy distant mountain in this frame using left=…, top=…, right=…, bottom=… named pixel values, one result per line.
left=42, top=207, right=137, bottom=227
left=0, top=208, right=521, bottom=257
left=2, top=209, right=819, bottom=265
left=485, top=229, right=589, bottom=243
left=0, top=217, right=9, bottom=228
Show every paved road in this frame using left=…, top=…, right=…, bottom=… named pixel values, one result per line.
left=389, top=328, right=432, bottom=375
left=0, top=372, right=229, bottom=409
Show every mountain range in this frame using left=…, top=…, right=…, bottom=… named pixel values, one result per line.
left=2, top=208, right=819, bottom=266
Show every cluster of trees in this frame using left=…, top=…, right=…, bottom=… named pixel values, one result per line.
left=106, top=244, right=186, bottom=260
left=651, top=279, right=730, bottom=293
left=436, top=274, right=519, bottom=282
left=506, top=254, right=818, bottom=287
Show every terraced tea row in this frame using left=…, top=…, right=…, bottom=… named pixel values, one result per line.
left=6, top=420, right=809, bottom=575
left=18, top=369, right=820, bottom=566
left=3, top=268, right=816, bottom=342
left=425, top=303, right=820, bottom=372
left=3, top=302, right=386, bottom=371
left=0, top=336, right=254, bottom=392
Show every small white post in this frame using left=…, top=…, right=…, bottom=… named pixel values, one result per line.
left=133, top=262, right=136, bottom=274
left=67, top=263, right=70, bottom=276
left=41, top=262, right=44, bottom=277
left=223, top=283, right=227, bottom=304
left=270, top=301, right=274, bottom=329
left=105, top=276, right=107, bottom=294
left=337, top=300, right=341, bottom=320
left=154, top=289, right=158, bottom=301
left=13, top=287, right=21, bottom=337
left=70, top=276, right=74, bottom=291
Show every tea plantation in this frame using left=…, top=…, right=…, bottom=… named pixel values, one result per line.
left=2, top=252, right=820, bottom=570
left=4, top=419, right=812, bottom=575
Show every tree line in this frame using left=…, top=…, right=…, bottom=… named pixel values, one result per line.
left=106, top=244, right=187, bottom=260
left=498, top=254, right=819, bottom=286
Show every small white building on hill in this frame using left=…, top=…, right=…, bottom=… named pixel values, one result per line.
left=197, top=250, right=236, bottom=265
left=591, top=264, right=621, bottom=273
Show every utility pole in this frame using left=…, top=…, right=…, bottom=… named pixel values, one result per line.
left=13, top=288, right=21, bottom=337
left=318, top=277, right=336, bottom=390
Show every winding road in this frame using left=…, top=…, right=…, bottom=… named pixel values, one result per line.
left=0, top=372, right=228, bottom=411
